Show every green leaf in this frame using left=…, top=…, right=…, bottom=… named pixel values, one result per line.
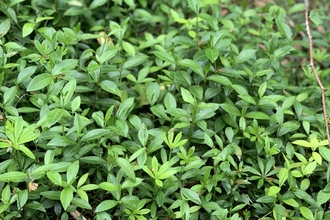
left=317, top=190, right=330, bottom=205
left=99, top=80, right=121, bottom=97
left=22, top=22, right=35, bottom=37
left=52, top=59, right=78, bottom=76
left=244, top=111, right=269, bottom=120
left=187, top=0, right=199, bottom=13
left=123, top=54, right=148, bottom=69
left=89, top=0, right=107, bottom=9
left=17, top=66, right=37, bottom=84
left=181, top=87, right=194, bottom=104
left=122, top=40, right=135, bottom=57
left=164, top=92, right=177, bottom=109
left=207, top=75, right=232, bottom=86
left=205, top=48, right=219, bottom=63
left=277, top=121, right=300, bottom=136
left=179, top=59, right=204, bottom=77
left=182, top=188, right=201, bottom=205
left=116, top=158, right=136, bottom=180
left=47, top=171, right=62, bottom=186
left=0, top=171, right=27, bottom=182
left=0, top=19, right=10, bottom=38
left=256, top=196, right=276, bottom=203
left=300, top=206, right=315, bottom=220
left=60, top=187, right=73, bottom=210
left=72, top=197, right=92, bottom=210
left=116, top=97, right=135, bottom=120
left=235, top=49, right=256, bottom=64
left=99, top=182, right=120, bottom=191
left=17, top=144, right=36, bottom=160
left=220, top=103, right=241, bottom=116
left=27, top=73, right=52, bottom=91
left=40, top=191, right=61, bottom=200
left=147, top=83, right=160, bottom=106
left=153, top=51, right=175, bottom=63
left=319, top=146, right=330, bottom=163
left=310, top=10, right=325, bottom=25
left=47, top=109, right=64, bottom=127
left=276, top=19, right=292, bottom=40
left=67, top=160, right=79, bottom=185
left=81, top=129, right=109, bottom=142
left=95, top=200, right=118, bottom=212
left=293, top=189, right=320, bottom=209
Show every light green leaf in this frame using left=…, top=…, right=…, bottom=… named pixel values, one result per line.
left=60, top=187, right=73, bottom=210
left=235, top=49, right=256, bottom=64
left=27, top=73, right=52, bottom=91
left=52, top=59, right=78, bottom=76
left=122, top=40, right=135, bottom=57
left=205, top=48, right=219, bottom=63
left=220, top=103, right=241, bottom=116
left=153, top=51, right=175, bottom=63
left=67, top=160, right=79, bottom=185
left=22, top=22, right=35, bottom=37
left=95, top=200, right=118, bottom=213
left=181, top=87, right=194, bottom=104
left=244, top=111, right=269, bottom=120
left=89, top=0, right=107, bottom=9
left=310, top=10, right=325, bottom=25
left=116, top=158, right=136, bottom=180
left=0, top=171, right=27, bottom=182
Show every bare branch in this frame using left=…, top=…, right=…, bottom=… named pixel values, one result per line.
left=304, top=0, right=330, bottom=147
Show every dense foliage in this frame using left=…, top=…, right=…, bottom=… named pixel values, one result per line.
left=1, top=0, right=330, bottom=219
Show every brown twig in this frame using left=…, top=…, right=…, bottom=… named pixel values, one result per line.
left=304, top=0, right=330, bottom=147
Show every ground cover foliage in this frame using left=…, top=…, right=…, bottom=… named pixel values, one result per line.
left=1, top=0, right=330, bottom=219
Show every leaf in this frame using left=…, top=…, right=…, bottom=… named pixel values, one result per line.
left=181, top=87, right=194, bottom=104
left=300, top=206, right=315, bottom=220
left=147, top=83, right=160, bottom=106
left=276, top=19, right=292, bottom=40
left=207, top=75, right=232, bottom=86
left=164, top=92, right=177, bottom=109
left=47, top=109, right=64, bottom=127
left=319, top=146, right=330, bottom=163
left=17, top=66, right=37, bottom=84
left=116, top=158, right=136, bottom=180
left=122, top=40, right=135, bottom=57
left=0, top=19, right=10, bottom=38
left=47, top=171, right=62, bottom=186
left=116, top=97, right=135, bottom=120
left=67, top=160, right=79, bottom=185
left=89, top=0, right=107, bottom=9
left=95, top=200, right=118, bottom=212
left=60, top=187, right=73, bottom=210
left=27, top=73, right=52, bottom=91
left=72, top=197, right=92, bottom=210
left=182, top=188, right=201, bottom=205
left=22, top=22, right=35, bottom=37
left=52, top=59, right=78, bottom=76
left=220, top=103, right=241, bottom=116
left=293, top=189, right=320, bottom=209
left=81, top=129, right=109, bottom=142
left=179, top=59, right=204, bottom=77
left=277, top=121, right=300, bottom=136
left=292, top=140, right=312, bottom=148
left=310, top=10, right=325, bottom=25
left=153, top=51, right=175, bottom=63
left=187, top=0, right=199, bottom=13
left=123, top=54, right=148, bottom=69
left=244, top=111, right=269, bottom=120
left=0, top=171, right=27, bottom=182
left=205, top=48, right=219, bottom=63
left=99, top=80, right=121, bottom=97
left=235, top=49, right=256, bottom=64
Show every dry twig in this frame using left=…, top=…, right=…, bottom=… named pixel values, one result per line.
left=304, top=0, right=330, bottom=147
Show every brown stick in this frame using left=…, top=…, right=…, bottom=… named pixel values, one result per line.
left=304, top=0, right=330, bottom=147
